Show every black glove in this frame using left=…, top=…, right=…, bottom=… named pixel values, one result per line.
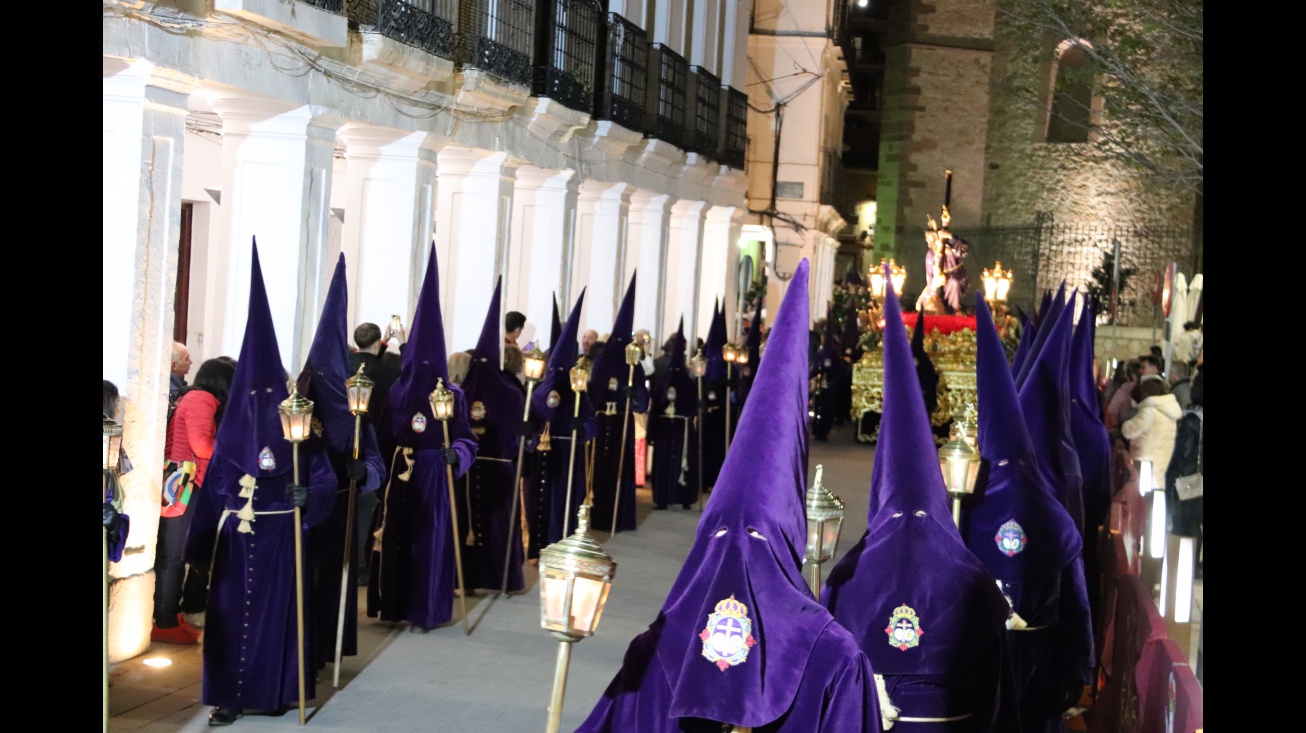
left=345, top=458, right=367, bottom=483
left=440, top=447, right=460, bottom=471
left=288, top=484, right=309, bottom=508
left=622, top=386, right=634, bottom=401
left=102, top=503, right=123, bottom=534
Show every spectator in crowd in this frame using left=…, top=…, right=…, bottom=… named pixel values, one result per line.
left=1106, top=358, right=1141, bottom=430
left=1165, top=366, right=1203, bottom=575
left=505, top=310, right=526, bottom=348
left=581, top=328, right=599, bottom=355
left=1169, top=361, right=1193, bottom=410
left=153, top=357, right=236, bottom=643
left=448, top=350, right=473, bottom=386
left=1138, top=354, right=1164, bottom=378
left=1172, top=321, right=1203, bottom=366
left=170, top=341, right=192, bottom=401
left=1120, top=376, right=1183, bottom=493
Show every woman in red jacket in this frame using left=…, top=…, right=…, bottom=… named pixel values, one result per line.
left=152, top=357, right=235, bottom=644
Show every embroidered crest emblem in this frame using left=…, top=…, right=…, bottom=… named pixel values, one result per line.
left=470, top=401, right=486, bottom=421
left=411, top=413, right=427, bottom=433
left=885, top=603, right=923, bottom=651
left=546, top=390, right=561, bottom=408
left=995, top=519, right=1027, bottom=557
left=667, top=387, right=677, bottom=402
left=311, top=416, right=324, bottom=438
left=699, top=596, right=757, bottom=671
left=608, top=377, right=619, bottom=392
left=258, top=447, right=277, bottom=471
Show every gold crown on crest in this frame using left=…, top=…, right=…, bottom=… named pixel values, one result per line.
left=715, top=595, right=749, bottom=618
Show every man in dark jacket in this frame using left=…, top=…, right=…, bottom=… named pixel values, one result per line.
left=349, top=322, right=402, bottom=582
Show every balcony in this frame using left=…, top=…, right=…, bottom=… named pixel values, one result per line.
left=594, top=13, right=649, bottom=134
left=303, top=0, right=343, bottom=11
left=721, top=86, right=747, bottom=170
left=532, top=0, right=602, bottom=114
left=459, top=0, right=535, bottom=87
left=346, top=0, right=456, bottom=60
left=645, top=44, right=688, bottom=149
left=687, top=66, right=721, bottom=160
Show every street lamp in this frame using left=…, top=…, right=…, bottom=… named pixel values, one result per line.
left=539, top=504, right=617, bottom=733
left=938, top=420, right=981, bottom=528
left=562, top=358, right=591, bottom=538
left=429, top=378, right=471, bottom=634
left=277, top=385, right=314, bottom=724
left=804, top=465, right=845, bottom=596
left=102, top=416, right=123, bottom=733
left=503, top=347, right=548, bottom=596
left=334, top=365, right=375, bottom=685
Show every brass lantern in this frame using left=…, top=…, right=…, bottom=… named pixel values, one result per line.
left=278, top=385, right=316, bottom=444
left=539, top=504, right=618, bottom=733
left=624, top=340, right=643, bottom=368
left=570, top=358, right=591, bottom=393
left=868, top=260, right=887, bottom=299
left=804, top=465, right=845, bottom=596
left=889, top=260, right=907, bottom=295
left=689, top=349, right=707, bottom=379
left=102, top=417, right=124, bottom=472
left=722, top=343, right=738, bottom=364
left=345, top=364, right=375, bottom=416
left=938, top=421, right=981, bottom=527
left=429, top=378, right=456, bottom=422
left=736, top=344, right=750, bottom=366
left=523, top=347, right=547, bottom=383
left=982, top=262, right=1014, bottom=303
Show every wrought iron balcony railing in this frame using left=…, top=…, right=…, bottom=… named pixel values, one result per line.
left=593, top=13, right=648, bottom=133
left=721, top=86, right=747, bottom=170
left=346, top=0, right=456, bottom=60
left=646, top=44, right=688, bottom=149
left=533, top=0, right=602, bottom=114
left=459, top=0, right=534, bottom=86
left=688, top=66, right=721, bottom=160
left=302, top=0, right=344, bottom=14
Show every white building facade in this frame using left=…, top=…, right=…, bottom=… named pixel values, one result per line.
left=103, top=0, right=756, bottom=661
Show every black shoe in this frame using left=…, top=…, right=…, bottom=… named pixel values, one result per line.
left=209, top=708, right=243, bottom=727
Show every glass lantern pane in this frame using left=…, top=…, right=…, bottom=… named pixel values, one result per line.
left=570, top=576, right=607, bottom=635
left=965, top=461, right=981, bottom=494
left=944, top=456, right=971, bottom=493
left=821, top=519, right=842, bottom=560
left=539, top=572, right=570, bottom=631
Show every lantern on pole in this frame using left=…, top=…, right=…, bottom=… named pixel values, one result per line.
left=561, top=357, right=591, bottom=538
left=429, top=378, right=471, bottom=634
left=938, top=419, right=981, bottom=528
left=102, top=416, right=124, bottom=732
left=689, top=349, right=708, bottom=510
left=502, top=347, right=548, bottom=596
left=804, top=465, right=845, bottom=596
left=276, top=385, right=314, bottom=724
left=333, top=365, right=375, bottom=686
left=538, top=505, right=617, bottom=733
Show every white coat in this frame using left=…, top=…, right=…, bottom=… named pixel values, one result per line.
left=1121, top=393, right=1184, bottom=489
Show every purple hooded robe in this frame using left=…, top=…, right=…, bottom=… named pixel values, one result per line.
left=649, top=318, right=699, bottom=509
left=577, top=259, right=880, bottom=733
left=184, top=239, right=337, bottom=712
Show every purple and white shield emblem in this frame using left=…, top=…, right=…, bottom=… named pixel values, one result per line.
left=995, top=519, right=1027, bottom=557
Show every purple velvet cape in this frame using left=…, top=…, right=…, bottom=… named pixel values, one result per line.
left=183, top=240, right=338, bottom=712
left=298, top=254, right=386, bottom=663
left=458, top=278, right=526, bottom=592
left=587, top=273, right=649, bottom=533
left=525, top=289, right=596, bottom=551
left=369, top=245, right=477, bottom=629
left=965, top=292, right=1093, bottom=731
left=577, top=260, right=879, bottom=733
left=822, top=266, right=1019, bottom=732
left=649, top=319, right=698, bottom=508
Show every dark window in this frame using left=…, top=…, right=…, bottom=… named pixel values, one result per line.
left=1046, top=43, right=1094, bottom=143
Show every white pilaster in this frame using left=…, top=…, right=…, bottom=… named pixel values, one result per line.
left=721, top=0, right=751, bottom=87
left=574, top=180, right=635, bottom=335
left=435, top=147, right=520, bottom=354
left=103, top=56, right=198, bottom=661
left=626, top=190, right=676, bottom=343
left=813, top=234, right=839, bottom=319
left=504, top=165, right=578, bottom=350
left=664, top=199, right=709, bottom=345
left=208, top=94, right=344, bottom=373
left=701, top=205, right=744, bottom=336
left=338, top=125, right=440, bottom=336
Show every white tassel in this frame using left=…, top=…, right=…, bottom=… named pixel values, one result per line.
left=874, top=674, right=900, bottom=730
left=238, top=474, right=256, bottom=498
left=237, top=474, right=256, bottom=533
left=1006, top=612, right=1029, bottom=631
left=397, top=448, right=416, bottom=482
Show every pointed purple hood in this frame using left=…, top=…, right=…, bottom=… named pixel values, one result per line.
left=589, top=273, right=639, bottom=399
left=652, top=317, right=694, bottom=416
left=822, top=264, right=1008, bottom=676
left=1071, top=295, right=1103, bottom=422
left=966, top=292, right=1081, bottom=580
left=1016, top=291, right=1084, bottom=529
left=531, top=289, right=595, bottom=437
left=389, top=244, right=459, bottom=450
left=462, top=277, right=526, bottom=457
left=549, top=294, right=562, bottom=352
left=296, top=253, right=355, bottom=456
left=1015, top=281, right=1067, bottom=390
left=704, top=298, right=728, bottom=383
left=213, top=238, right=293, bottom=478
left=647, top=260, right=832, bottom=727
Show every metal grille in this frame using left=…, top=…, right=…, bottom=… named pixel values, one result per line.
left=951, top=214, right=1194, bottom=326
left=533, top=0, right=601, bottom=113
left=459, top=0, right=534, bottom=86
left=346, top=0, right=456, bottom=59
left=689, top=66, right=721, bottom=159
left=302, top=0, right=344, bottom=13
left=722, top=86, right=747, bottom=169
left=595, top=13, right=648, bottom=132
left=647, top=44, right=688, bottom=148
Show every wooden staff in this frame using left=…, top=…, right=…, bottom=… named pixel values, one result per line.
left=610, top=363, right=635, bottom=538
left=291, top=440, right=307, bottom=723
left=332, top=411, right=362, bottom=688
left=499, top=378, right=538, bottom=597
left=432, top=379, right=471, bottom=635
